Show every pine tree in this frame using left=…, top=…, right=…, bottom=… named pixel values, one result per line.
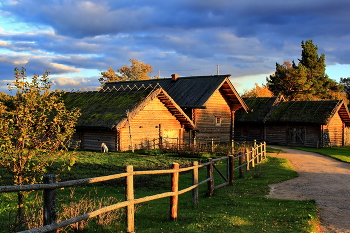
left=267, top=40, right=343, bottom=100
left=340, top=77, right=350, bottom=98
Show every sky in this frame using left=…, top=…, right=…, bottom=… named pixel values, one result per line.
left=0, top=0, right=349, bottom=94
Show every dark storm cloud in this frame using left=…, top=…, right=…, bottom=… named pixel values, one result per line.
left=3, top=0, right=350, bottom=39
left=0, top=0, right=349, bottom=92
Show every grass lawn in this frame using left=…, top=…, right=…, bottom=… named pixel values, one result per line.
left=293, top=146, right=350, bottom=163
left=0, top=150, right=319, bottom=232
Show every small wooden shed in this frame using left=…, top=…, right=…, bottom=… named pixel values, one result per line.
left=64, top=85, right=195, bottom=151
left=235, top=97, right=350, bottom=147
left=102, top=75, right=248, bottom=143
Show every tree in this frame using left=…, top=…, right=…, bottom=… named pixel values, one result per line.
left=99, top=66, right=123, bottom=84
left=0, top=67, right=80, bottom=228
left=118, top=59, right=154, bottom=81
left=242, top=83, right=273, bottom=97
left=340, top=77, right=350, bottom=99
left=267, top=40, right=343, bottom=100
left=267, top=61, right=311, bottom=100
left=99, top=59, right=154, bottom=84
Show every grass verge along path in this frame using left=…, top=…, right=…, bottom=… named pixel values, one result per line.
left=293, top=146, right=350, bottom=163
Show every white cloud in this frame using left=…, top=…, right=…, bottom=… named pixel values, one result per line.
left=0, top=0, right=349, bottom=93
left=52, top=76, right=86, bottom=87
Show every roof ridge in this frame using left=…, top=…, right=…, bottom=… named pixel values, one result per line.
left=103, top=74, right=231, bottom=84
left=100, top=83, right=159, bottom=92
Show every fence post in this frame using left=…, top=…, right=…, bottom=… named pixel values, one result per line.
left=239, top=152, right=245, bottom=178
left=252, top=148, right=255, bottom=168
left=170, top=163, right=179, bottom=220
left=126, top=165, right=135, bottom=233
left=246, top=148, right=250, bottom=171
left=207, top=158, right=214, bottom=197
left=228, top=155, right=234, bottom=184
left=231, top=140, right=234, bottom=155
left=126, top=110, right=135, bottom=153
left=192, top=161, right=199, bottom=205
left=43, top=174, right=57, bottom=233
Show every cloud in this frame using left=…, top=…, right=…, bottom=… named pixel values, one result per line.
left=0, top=0, right=349, bottom=93
left=3, top=0, right=350, bottom=39
left=52, top=76, right=85, bottom=87
left=23, top=58, right=81, bottom=75
left=51, top=76, right=100, bottom=90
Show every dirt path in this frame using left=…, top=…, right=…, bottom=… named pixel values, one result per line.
left=266, top=146, right=350, bottom=233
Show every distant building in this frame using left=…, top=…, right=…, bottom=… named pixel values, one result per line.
left=235, top=97, right=350, bottom=147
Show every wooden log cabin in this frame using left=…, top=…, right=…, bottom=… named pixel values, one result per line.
left=234, top=97, right=350, bottom=147
left=64, top=85, right=195, bottom=151
left=102, top=74, right=248, bottom=147
left=64, top=74, right=248, bottom=151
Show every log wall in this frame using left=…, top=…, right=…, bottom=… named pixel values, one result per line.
left=119, top=97, right=182, bottom=151
left=72, top=130, right=116, bottom=151
left=344, top=126, right=350, bottom=146
left=303, top=126, right=321, bottom=147
left=234, top=125, right=263, bottom=142
left=265, top=125, right=287, bottom=145
left=195, top=90, right=232, bottom=141
left=324, top=112, right=344, bottom=147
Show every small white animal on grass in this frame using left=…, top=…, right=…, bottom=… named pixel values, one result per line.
left=101, top=143, right=108, bottom=153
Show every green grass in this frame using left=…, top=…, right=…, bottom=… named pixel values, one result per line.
left=132, top=156, right=318, bottom=233
left=0, top=151, right=319, bottom=232
left=293, top=146, right=350, bottom=163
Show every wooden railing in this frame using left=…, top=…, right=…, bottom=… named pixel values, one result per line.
left=134, top=138, right=256, bottom=154
left=0, top=142, right=266, bottom=233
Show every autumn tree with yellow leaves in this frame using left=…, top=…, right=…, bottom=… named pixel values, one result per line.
left=242, top=83, right=273, bottom=97
left=0, top=67, right=81, bottom=229
left=99, top=59, right=154, bottom=84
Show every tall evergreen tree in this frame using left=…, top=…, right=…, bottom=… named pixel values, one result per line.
left=267, top=40, right=343, bottom=100
left=340, top=77, right=350, bottom=99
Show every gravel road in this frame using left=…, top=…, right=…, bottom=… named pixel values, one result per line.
left=266, top=146, right=350, bottom=233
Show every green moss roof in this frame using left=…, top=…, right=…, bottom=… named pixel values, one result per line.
left=235, top=97, right=279, bottom=123
left=266, top=100, right=341, bottom=124
left=63, top=88, right=153, bottom=129
left=235, top=98, right=348, bottom=125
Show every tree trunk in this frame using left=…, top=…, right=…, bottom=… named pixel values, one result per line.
left=16, top=191, right=25, bottom=231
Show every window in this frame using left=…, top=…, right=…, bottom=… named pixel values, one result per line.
left=215, top=116, right=222, bottom=126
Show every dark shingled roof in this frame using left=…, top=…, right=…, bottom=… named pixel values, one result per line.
left=102, top=75, right=247, bottom=110
left=63, top=85, right=195, bottom=130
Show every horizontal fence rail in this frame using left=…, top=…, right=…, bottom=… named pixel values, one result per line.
left=0, top=142, right=267, bottom=233
left=131, top=138, right=257, bottom=154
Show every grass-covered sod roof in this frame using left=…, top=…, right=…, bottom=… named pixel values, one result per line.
left=63, top=86, right=156, bottom=129
left=63, top=84, right=196, bottom=130
left=266, top=100, right=349, bottom=125
left=235, top=97, right=350, bottom=126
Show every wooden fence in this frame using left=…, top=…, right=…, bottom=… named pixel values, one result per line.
left=135, top=138, right=257, bottom=155
left=0, top=142, right=266, bottom=233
